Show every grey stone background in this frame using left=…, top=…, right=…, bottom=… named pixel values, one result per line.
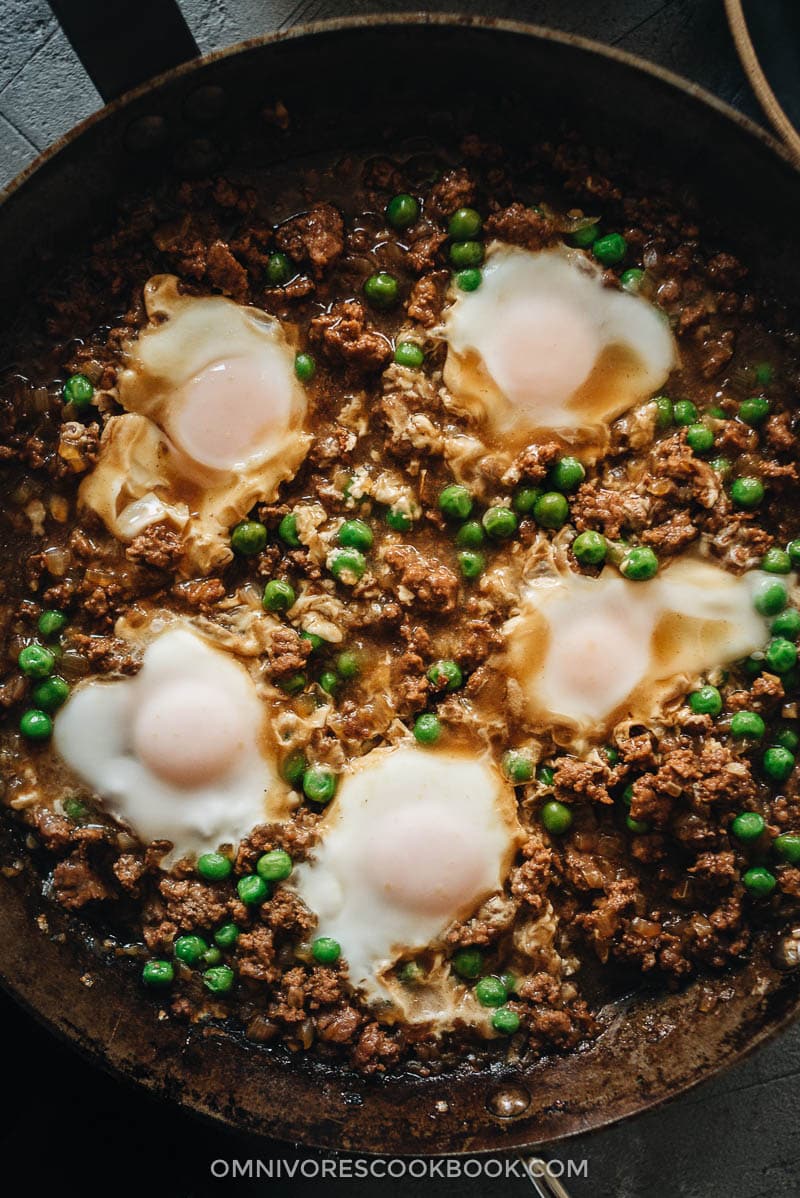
left=0, top=2, right=798, bottom=1196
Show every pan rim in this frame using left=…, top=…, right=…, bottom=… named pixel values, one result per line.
left=1, top=11, right=799, bottom=1156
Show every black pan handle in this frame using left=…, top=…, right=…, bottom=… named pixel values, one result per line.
left=48, top=0, right=201, bottom=104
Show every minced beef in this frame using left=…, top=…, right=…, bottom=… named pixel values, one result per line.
left=2, top=130, right=800, bottom=1081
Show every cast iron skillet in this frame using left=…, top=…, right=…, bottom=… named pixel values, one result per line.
left=2, top=6, right=800, bottom=1156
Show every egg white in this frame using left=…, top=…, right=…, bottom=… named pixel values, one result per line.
left=503, top=554, right=786, bottom=744
left=53, top=623, right=287, bottom=861
left=441, top=244, right=677, bottom=448
left=291, top=743, right=524, bottom=1020
left=80, top=276, right=311, bottom=574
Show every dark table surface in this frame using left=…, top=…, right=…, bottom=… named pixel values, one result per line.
left=1, top=3, right=798, bottom=1196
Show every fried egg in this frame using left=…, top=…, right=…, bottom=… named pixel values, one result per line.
left=503, top=555, right=784, bottom=744
left=53, top=624, right=287, bottom=861
left=291, top=743, right=523, bottom=1020
left=441, top=244, right=677, bottom=448
left=81, top=276, right=311, bottom=574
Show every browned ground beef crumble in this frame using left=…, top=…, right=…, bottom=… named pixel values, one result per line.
left=1, top=130, right=800, bottom=1076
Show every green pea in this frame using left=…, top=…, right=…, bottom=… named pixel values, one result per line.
left=572, top=530, right=607, bottom=566
left=533, top=492, right=569, bottom=530
left=281, top=670, right=306, bottom=693
left=771, top=609, right=800, bottom=639
left=399, top=960, right=424, bottom=985
left=540, top=800, right=573, bottom=835
left=755, top=580, right=787, bottom=617
left=743, top=655, right=764, bottom=679
left=482, top=506, right=518, bottom=541
left=789, top=539, right=800, bottom=568
left=458, top=550, right=485, bottom=581
left=673, top=399, right=698, bottom=426
left=174, top=934, right=209, bottom=965
left=455, top=268, right=482, bottom=292
left=774, top=727, right=800, bottom=753
left=604, top=745, right=620, bottom=766
left=454, top=520, right=484, bottom=548
left=743, top=866, right=776, bottom=897
left=237, top=874, right=269, bottom=905
left=278, top=512, right=301, bottom=547
left=336, top=650, right=360, bottom=680
left=452, top=947, right=483, bottom=978
left=512, top=487, right=542, bottom=515
left=386, top=193, right=419, bottom=231
left=32, top=675, right=69, bottom=712
left=142, top=959, right=174, bottom=988
left=731, top=477, right=765, bottom=510
left=753, top=362, right=774, bottom=387
left=765, top=637, right=797, bottom=674
left=707, top=405, right=727, bottom=420
left=318, top=670, right=338, bottom=696
left=730, top=811, right=765, bottom=843
left=739, top=396, right=770, bottom=426
left=394, top=341, right=424, bottom=368
left=338, top=519, right=373, bottom=553
left=414, top=713, right=442, bottom=745
left=592, top=232, right=627, bottom=265
left=37, top=609, right=67, bottom=639
left=762, top=548, right=792, bottom=575
left=329, top=548, right=366, bottom=584
left=63, top=796, right=90, bottom=822
left=202, top=946, right=222, bottom=967
left=263, top=579, right=296, bottom=613
left=196, top=852, right=233, bottom=882
left=439, top=484, right=473, bottom=520
left=763, top=745, right=795, bottom=783
left=537, top=765, right=555, bottom=787
left=294, top=353, right=316, bottom=382
left=689, top=684, right=722, bottom=716
left=491, top=1006, right=520, bottom=1035
left=549, top=456, right=585, bottom=493
left=620, top=546, right=658, bottom=581
left=653, top=396, right=674, bottom=429
left=621, top=784, right=634, bottom=807
left=266, top=252, right=292, bottom=286
left=449, top=240, right=484, bottom=269
left=774, top=833, right=800, bottom=864
left=302, top=765, right=337, bottom=804
left=62, top=373, right=94, bottom=407
left=18, top=643, right=55, bottom=679
left=281, top=748, right=307, bottom=786
left=20, top=709, right=52, bottom=740
left=214, top=923, right=240, bottom=949
left=312, top=936, right=341, bottom=965
left=686, top=423, right=714, bottom=454
left=626, top=814, right=651, bottom=834
left=448, top=207, right=482, bottom=239
left=300, top=630, right=324, bottom=653
left=710, top=457, right=732, bottom=479
left=203, top=965, right=235, bottom=993
left=475, top=976, right=508, bottom=1007
left=363, top=271, right=399, bottom=309
left=502, top=750, right=534, bottom=784
left=257, top=849, right=293, bottom=882
left=570, top=222, right=599, bottom=248
left=730, top=711, right=765, bottom=739
left=231, top=520, right=267, bottom=556
left=620, top=268, right=645, bottom=292
left=386, top=507, right=413, bottom=532
left=427, top=660, right=463, bottom=691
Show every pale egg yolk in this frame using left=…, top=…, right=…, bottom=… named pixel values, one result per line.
left=363, top=802, right=491, bottom=918
left=132, top=678, right=246, bottom=789
left=169, top=356, right=295, bottom=471
left=481, top=293, right=601, bottom=412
